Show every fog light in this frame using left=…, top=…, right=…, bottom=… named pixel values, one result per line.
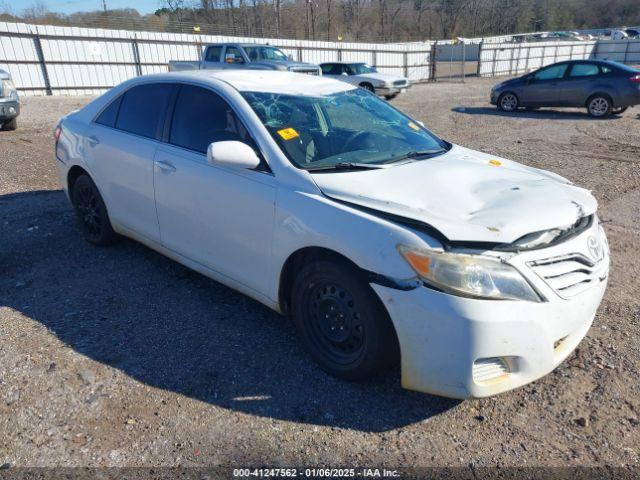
left=9, top=107, right=15, bottom=114
left=473, top=357, right=510, bottom=383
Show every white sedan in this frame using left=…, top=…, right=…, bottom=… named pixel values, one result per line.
left=320, top=62, right=410, bottom=99
left=55, top=70, right=608, bottom=398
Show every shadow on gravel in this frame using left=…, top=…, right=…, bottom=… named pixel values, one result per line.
left=452, top=106, right=626, bottom=120
left=0, top=189, right=459, bottom=433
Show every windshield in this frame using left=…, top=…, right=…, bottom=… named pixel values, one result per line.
left=242, top=88, right=448, bottom=169
left=347, top=63, right=377, bottom=75
left=243, top=46, right=288, bottom=62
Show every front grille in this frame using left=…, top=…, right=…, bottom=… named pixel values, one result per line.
left=393, top=80, right=408, bottom=87
left=473, top=357, right=510, bottom=383
left=528, top=253, right=608, bottom=298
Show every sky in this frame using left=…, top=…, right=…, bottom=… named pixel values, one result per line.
left=12, top=0, right=162, bottom=15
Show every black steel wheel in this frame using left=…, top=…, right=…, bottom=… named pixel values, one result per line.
left=72, top=174, right=117, bottom=246
left=291, top=259, right=397, bottom=380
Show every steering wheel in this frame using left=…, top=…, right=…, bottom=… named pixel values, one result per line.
left=343, top=131, right=373, bottom=151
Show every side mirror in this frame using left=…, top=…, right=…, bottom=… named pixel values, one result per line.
left=526, top=76, right=534, bottom=84
left=207, top=141, right=261, bottom=170
left=341, top=71, right=348, bottom=76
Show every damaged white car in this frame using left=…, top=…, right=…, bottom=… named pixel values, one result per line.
left=55, top=70, right=609, bottom=398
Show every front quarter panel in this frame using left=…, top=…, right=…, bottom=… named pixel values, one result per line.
left=269, top=187, right=442, bottom=303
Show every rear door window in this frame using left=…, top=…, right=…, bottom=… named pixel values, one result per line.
left=569, top=63, right=599, bottom=77
left=169, top=84, right=253, bottom=154
left=115, top=83, right=174, bottom=139
left=534, top=64, right=569, bottom=81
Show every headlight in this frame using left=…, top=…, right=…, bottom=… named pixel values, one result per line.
left=398, top=245, right=541, bottom=302
left=1, top=79, right=16, bottom=97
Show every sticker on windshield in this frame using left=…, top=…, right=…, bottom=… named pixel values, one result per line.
left=407, top=121, right=420, bottom=131
left=489, top=159, right=502, bottom=166
left=277, top=128, right=300, bottom=140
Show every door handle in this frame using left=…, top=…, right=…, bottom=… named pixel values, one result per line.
left=87, top=136, right=100, bottom=147
left=155, top=160, right=176, bottom=173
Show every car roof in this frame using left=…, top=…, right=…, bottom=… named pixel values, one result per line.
left=139, top=70, right=356, bottom=95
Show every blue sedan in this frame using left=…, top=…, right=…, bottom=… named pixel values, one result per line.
left=490, top=60, right=640, bottom=117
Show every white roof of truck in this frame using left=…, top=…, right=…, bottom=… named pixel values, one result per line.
left=157, top=70, right=356, bottom=96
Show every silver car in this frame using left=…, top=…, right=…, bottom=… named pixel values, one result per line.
left=320, top=62, right=410, bottom=99
left=0, top=69, right=19, bottom=131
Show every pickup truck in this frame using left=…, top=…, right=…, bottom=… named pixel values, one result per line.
left=169, top=43, right=322, bottom=75
left=0, top=68, right=19, bottom=131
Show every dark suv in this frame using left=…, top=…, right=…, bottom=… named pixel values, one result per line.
left=490, top=60, right=640, bottom=117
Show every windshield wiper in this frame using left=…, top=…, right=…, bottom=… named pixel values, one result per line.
left=305, top=162, right=386, bottom=172
left=382, top=149, right=447, bottom=164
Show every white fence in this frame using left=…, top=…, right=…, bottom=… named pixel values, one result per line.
left=0, top=21, right=434, bottom=96
left=479, top=39, right=640, bottom=77
left=3, top=20, right=640, bottom=96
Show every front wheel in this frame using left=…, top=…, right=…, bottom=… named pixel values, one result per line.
left=587, top=95, right=612, bottom=118
left=291, top=259, right=397, bottom=380
left=497, top=92, right=519, bottom=112
left=1, top=118, right=17, bottom=131
left=359, top=83, right=375, bottom=93
left=72, top=174, right=118, bottom=246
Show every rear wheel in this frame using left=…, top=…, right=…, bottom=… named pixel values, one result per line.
left=1, top=118, right=17, bottom=131
left=497, top=92, right=519, bottom=112
left=612, top=106, right=628, bottom=115
left=291, top=259, right=397, bottom=380
left=587, top=94, right=612, bottom=118
left=72, top=174, right=117, bottom=246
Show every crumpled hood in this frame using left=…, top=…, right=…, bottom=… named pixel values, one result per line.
left=311, top=145, right=597, bottom=244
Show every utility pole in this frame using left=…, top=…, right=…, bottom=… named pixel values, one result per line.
left=102, top=0, right=107, bottom=11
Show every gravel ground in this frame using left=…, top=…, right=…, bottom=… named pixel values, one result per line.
left=1, top=77, right=639, bottom=470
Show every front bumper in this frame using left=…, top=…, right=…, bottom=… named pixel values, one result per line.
left=489, top=90, right=498, bottom=105
left=372, top=221, right=609, bottom=398
left=375, top=84, right=410, bottom=96
left=0, top=99, right=20, bottom=120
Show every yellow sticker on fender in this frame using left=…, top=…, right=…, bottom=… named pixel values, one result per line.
left=277, top=128, right=300, bottom=140
left=489, top=159, right=502, bottom=166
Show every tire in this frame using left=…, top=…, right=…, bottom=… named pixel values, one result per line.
left=612, top=106, right=628, bottom=115
left=497, top=92, right=519, bottom=112
left=1, top=118, right=17, bottom=131
left=71, top=174, right=117, bottom=246
left=587, top=94, right=612, bottom=118
left=290, top=259, right=397, bottom=380
left=384, top=94, right=398, bottom=100
left=359, top=83, right=375, bottom=93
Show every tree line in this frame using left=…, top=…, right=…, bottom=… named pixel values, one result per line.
left=3, top=0, right=640, bottom=43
